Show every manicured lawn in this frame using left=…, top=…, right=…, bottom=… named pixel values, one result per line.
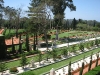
left=4, top=29, right=25, bottom=35
left=51, top=30, right=95, bottom=39
left=18, top=47, right=100, bottom=75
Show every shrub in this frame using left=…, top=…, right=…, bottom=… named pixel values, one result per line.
left=10, top=67, right=18, bottom=73
left=79, top=43, right=84, bottom=52
left=42, top=34, right=51, bottom=40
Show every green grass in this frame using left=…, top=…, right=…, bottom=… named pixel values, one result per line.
left=51, top=30, right=95, bottom=39
left=4, top=29, right=24, bottom=35
left=84, top=66, right=100, bottom=75
left=18, top=47, right=100, bottom=75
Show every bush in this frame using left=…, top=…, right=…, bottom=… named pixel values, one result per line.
left=5, top=33, right=15, bottom=39
left=79, top=43, right=84, bottom=52
left=10, top=67, right=18, bottom=73
left=42, top=34, right=51, bottom=40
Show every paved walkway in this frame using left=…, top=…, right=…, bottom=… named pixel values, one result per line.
left=38, top=37, right=100, bottom=51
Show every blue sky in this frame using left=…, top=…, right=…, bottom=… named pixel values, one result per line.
left=4, top=0, right=100, bottom=22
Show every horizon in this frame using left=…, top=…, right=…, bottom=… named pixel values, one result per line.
left=4, top=0, right=100, bottom=22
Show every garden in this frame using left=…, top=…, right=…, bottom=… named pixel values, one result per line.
left=1, top=29, right=100, bottom=75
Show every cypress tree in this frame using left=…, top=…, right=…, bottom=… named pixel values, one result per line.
left=19, top=34, right=22, bottom=53
left=26, top=34, right=29, bottom=52
left=95, top=53, right=99, bottom=67
left=79, top=62, right=84, bottom=75
left=12, top=37, right=15, bottom=54
left=68, top=61, right=71, bottom=75
left=72, top=18, right=77, bottom=30
left=88, top=52, right=93, bottom=71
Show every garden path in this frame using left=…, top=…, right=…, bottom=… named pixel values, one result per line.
left=38, top=37, right=100, bottom=51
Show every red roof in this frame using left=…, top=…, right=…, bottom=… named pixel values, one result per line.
left=5, top=37, right=20, bottom=45
left=0, top=29, right=4, bottom=34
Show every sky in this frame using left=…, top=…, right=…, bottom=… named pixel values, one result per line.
left=4, top=0, right=100, bottom=22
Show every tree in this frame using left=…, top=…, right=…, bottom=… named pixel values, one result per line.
left=79, top=43, right=84, bottom=52
left=25, top=34, right=29, bottom=52
left=20, top=53, right=28, bottom=69
left=79, top=62, right=84, bottom=75
left=48, top=0, right=76, bottom=27
left=95, top=39, right=99, bottom=46
left=0, top=35, right=7, bottom=59
left=72, top=18, right=77, bottom=30
left=15, top=7, right=23, bottom=37
left=0, top=0, right=4, bottom=28
left=37, top=52, right=42, bottom=65
left=4, top=6, right=17, bottom=30
left=88, top=52, right=93, bottom=71
left=28, top=0, right=51, bottom=51
left=90, top=41, right=94, bottom=47
left=95, top=53, right=99, bottom=67
left=0, top=61, right=7, bottom=75
left=11, top=37, right=15, bottom=54
left=71, top=44, right=76, bottom=53
left=93, top=20, right=95, bottom=27
left=45, top=50, right=51, bottom=61
left=61, top=48, right=68, bottom=57
left=52, top=49, right=57, bottom=61
left=18, top=34, right=22, bottom=53
left=28, top=0, right=43, bottom=51
left=48, top=0, right=76, bottom=40
left=68, top=61, right=71, bottom=75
